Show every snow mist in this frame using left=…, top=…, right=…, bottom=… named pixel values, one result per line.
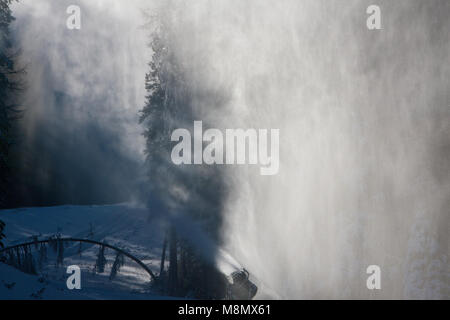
left=159, top=0, right=449, bottom=299
left=10, top=0, right=152, bottom=205
left=11, top=0, right=449, bottom=299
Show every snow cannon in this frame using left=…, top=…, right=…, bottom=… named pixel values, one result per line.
left=227, top=269, right=258, bottom=300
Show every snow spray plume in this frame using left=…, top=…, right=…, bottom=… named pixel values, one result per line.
left=153, top=0, right=449, bottom=299
left=8, top=0, right=152, bottom=206
left=8, top=0, right=449, bottom=299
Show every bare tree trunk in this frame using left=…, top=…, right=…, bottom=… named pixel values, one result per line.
left=160, top=233, right=167, bottom=275
left=178, top=244, right=187, bottom=293
left=168, top=226, right=178, bottom=295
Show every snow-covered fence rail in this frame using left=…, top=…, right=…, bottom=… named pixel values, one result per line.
left=0, top=237, right=156, bottom=281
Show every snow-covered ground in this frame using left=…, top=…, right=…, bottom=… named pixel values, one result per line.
left=0, top=203, right=169, bottom=299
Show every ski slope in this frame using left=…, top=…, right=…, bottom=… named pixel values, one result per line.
left=0, top=203, right=168, bottom=299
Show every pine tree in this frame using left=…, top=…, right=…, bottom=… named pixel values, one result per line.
left=140, top=19, right=228, bottom=298
left=56, top=239, right=64, bottom=266
left=109, top=252, right=124, bottom=280
left=0, top=0, right=22, bottom=208
left=37, top=243, right=47, bottom=270
left=95, top=244, right=107, bottom=273
left=140, top=22, right=183, bottom=295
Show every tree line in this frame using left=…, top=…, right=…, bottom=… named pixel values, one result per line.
left=0, top=0, right=22, bottom=247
